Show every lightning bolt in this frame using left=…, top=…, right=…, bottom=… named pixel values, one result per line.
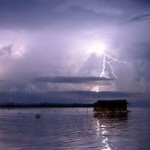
left=100, top=52, right=126, bottom=79
left=99, top=52, right=126, bottom=92
left=100, top=54, right=107, bottom=78
left=90, top=47, right=126, bottom=92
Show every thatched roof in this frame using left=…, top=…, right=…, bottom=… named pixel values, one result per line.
left=93, top=100, right=128, bottom=106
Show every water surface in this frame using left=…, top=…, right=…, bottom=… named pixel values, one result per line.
left=0, top=108, right=150, bottom=150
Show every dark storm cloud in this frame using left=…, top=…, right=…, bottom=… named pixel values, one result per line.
left=134, top=59, right=150, bottom=81
left=0, top=90, right=141, bottom=103
left=57, top=90, right=135, bottom=98
left=127, top=13, right=150, bottom=23
left=1, top=90, right=150, bottom=107
left=33, top=76, right=113, bottom=84
left=0, top=0, right=149, bottom=29
left=0, top=0, right=82, bottom=29
left=0, top=0, right=150, bottom=103
left=121, top=43, right=150, bottom=60
left=0, top=0, right=56, bottom=29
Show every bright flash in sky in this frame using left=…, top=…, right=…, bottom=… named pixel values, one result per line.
left=87, top=41, right=126, bottom=92
left=87, top=42, right=107, bottom=55
left=12, top=45, right=25, bottom=58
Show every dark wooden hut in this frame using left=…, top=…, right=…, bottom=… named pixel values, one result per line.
left=93, top=100, right=129, bottom=117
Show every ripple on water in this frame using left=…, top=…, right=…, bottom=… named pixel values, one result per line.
left=0, top=108, right=150, bottom=150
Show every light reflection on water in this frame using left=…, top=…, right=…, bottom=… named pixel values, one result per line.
left=0, top=108, right=149, bottom=150
left=94, top=116, right=131, bottom=150
left=94, top=115, right=127, bottom=150
left=95, top=119, right=111, bottom=150
left=95, top=119, right=112, bottom=150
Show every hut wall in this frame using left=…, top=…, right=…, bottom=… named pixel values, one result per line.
left=93, top=100, right=128, bottom=116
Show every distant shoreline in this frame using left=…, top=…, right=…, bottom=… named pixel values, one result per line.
left=0, top=102, right=93, bottom=108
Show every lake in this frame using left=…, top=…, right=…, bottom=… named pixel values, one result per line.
left=0, top=107, right=150, bottom=150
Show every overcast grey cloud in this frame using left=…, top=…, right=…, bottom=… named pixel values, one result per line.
left=0, top=0, right=150, bottom=104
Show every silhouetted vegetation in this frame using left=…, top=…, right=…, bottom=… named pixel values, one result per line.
left=0, top=102, right=93, bottom=108
left=0, top=99, right=129, bottom=114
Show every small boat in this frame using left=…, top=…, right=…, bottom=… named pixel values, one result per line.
left=35, top=113, right=41, bottom=118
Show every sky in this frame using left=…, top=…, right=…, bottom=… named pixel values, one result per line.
left=0, top=0, right=150, bottom=105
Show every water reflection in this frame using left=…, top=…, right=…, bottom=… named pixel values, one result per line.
left=94, top=116, right=128, bottom=150
left=95, top=119, right=111, bottom=150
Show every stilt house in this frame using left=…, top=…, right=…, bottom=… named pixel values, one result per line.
left=93, top=100, right=129, bottom=117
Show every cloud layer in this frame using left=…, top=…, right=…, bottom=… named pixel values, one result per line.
left=33, top=76, right=113, bottom=83
left=0, top=0, right=150, bottom=103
